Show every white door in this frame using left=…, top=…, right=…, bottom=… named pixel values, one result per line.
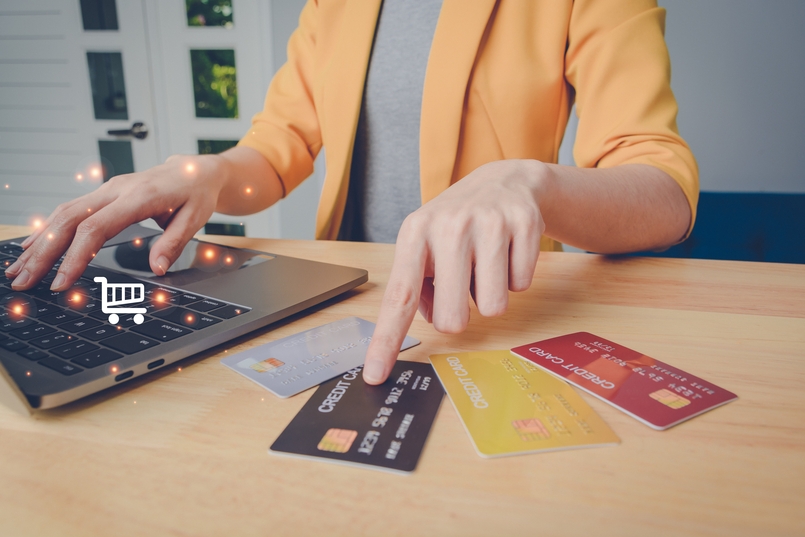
left=145, top=0, right=281, bottom=238
left=0, top=0, right=159, bottom=228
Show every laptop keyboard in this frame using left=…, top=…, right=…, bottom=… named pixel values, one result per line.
left=0, top=242, right=250, bottom=377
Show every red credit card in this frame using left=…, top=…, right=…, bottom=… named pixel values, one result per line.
left=511, top=333, right=737, bottom=430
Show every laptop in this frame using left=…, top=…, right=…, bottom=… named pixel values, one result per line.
left=0, top=224, right=367, bottom=413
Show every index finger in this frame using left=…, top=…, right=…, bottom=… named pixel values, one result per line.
left=363, top=236, right=428, bottom=385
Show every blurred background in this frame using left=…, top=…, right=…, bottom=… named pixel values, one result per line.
left=1, top=0, right=803, bottom=262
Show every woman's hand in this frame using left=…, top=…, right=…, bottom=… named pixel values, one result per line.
left=362, top=159, right=548, bottom=384
left=4, top=153, right=228, bottom=291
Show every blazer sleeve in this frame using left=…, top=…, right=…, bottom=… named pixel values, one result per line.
left=565, top=0, right=699, bottom=237
left=237, top=0, right=322, bottom=197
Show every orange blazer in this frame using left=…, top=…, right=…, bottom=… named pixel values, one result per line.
left=239, top=0, right=699, bottom=247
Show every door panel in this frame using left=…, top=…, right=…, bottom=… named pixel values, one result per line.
left=0, top=0, right=157, bottom=227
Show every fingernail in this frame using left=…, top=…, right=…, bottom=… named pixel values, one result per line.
left=11, top=269, right=31, bottom=289
left=5, top=259, right=22, bottom=277
left=363, top=359, right=386, bottom=385
left=51, top=273, right=66, bottom=291
left=155, top=256, right=170, bottom=275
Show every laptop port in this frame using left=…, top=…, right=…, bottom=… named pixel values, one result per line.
left=115, top=371, right=134, bottom=382
left=147, top=359, right=165, bottom=370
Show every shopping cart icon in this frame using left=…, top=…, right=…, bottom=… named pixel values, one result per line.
left=94, top=276, right=147, bottom=325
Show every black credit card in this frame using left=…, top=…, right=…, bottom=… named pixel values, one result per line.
left=270, top=362, right=444, bottom=474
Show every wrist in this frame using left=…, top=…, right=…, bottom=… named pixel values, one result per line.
left=196, top=153, right=229, bottom=194
left=519, top=159, right=555, bottom=209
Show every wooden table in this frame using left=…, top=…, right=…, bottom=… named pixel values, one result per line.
left=0, top=224, right=803, bottom=537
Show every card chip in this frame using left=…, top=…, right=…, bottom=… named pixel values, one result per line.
left=650, top=389, right=691, bottom=409
left=317, top=428, right=358, bottom=453
left=512, top=418, right=551, bottom=441
left=238, top=357, right=285, bottom=373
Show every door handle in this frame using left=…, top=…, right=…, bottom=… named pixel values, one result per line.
left=107, top=121, right=148, bottom=140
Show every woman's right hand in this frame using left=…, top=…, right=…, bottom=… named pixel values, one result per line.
left=4, top=153, right=228, bottom=292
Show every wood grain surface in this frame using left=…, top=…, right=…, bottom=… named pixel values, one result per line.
left=0, top=225, right=803, bottom=537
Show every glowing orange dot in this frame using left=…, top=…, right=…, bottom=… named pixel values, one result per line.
left=168, top=208, right=173, bottom=212
left=32, top=219, right=43, bottom=229
left=4, top=184, right=8, bottom=189
left=26, top=372, right=31, bottom=376
left=47, top=233, right=54, bottom=240
left=87, top=208, right=92, bottom=213
left=13, top=305, right=22, bottom=315
left=178, top=367, right=182, bottom=371
left=204, top=249, right=214, bottom=260
left=185, top=314, right=194, bottom=323
left=134, top=238, right=142, bottom=246
left=90, top=167, right=101, bottom=178
left=224, top=256, right=233, bottom=264
left=235, top=309, right=241, bottom=314
left=185, top=163, right=195, bottom=173
left=245, top=187, right=253, bottom=194
left=91, top=253, right=96, bottom=257
left=111, top=366, right=119, bottom=373
left=75, top=173, right=83, bottom=181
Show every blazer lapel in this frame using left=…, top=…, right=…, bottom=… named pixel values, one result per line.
left=420, top=0, right=498, bottom=204
left=317, top=0, right=382, bottom=240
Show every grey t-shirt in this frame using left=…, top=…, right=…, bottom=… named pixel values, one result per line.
left=338, top=0, right=443, bottom=243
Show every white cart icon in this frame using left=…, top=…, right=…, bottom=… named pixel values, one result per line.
left=94, top=276, right=147, bottom=325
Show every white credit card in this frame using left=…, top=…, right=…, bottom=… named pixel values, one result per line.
left=221, top=317, right=420, bottom=398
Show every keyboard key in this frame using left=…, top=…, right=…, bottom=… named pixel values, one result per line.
left=28, top=285, right=63, bottom=303
left=187, top=298, right=226, bottom=312
left=102, top=332, right=159, bottom=354
left=169, top=292, right=202, bottom=306
left=78, top=325, right=121, bottom=341
left=51, top=340, right=99, bottom=359
left=59, top=295, right=100, bottom=315
left=1, top=338, right=27, bottom=351
left=31, top=300, right=61, bottom=318
left=0, top=286, right=13, bottom=298
left=0, top=292, right=33, bottom=308
left=39, top=357, right=83, bottom=376
left=57, top=317, right=102, bottom=332
left=0, top=244, right=23, bottom=256
left=116, top=314, right=152, bottom=328
left=41, top=269, right=59, bottom=284
left=30, top=332, right=74, bottom=349
left=131, top=320, right=190, bottom=342
left=18, top=348, right=49, bottom=361
left=1, top=314, right=34, bottom=332
left=11, top=323, right=55, bottom=340
left=71, top=348, right=122, bottom=368
left=40, top=309, right=81, bottom=326
left=208, top=305, right=249, bottom=319
left=0, top=332, right=7, bottom=341
left=153, top=307, right=220, bottom=329
left=145, top=286, right=180, bottom=304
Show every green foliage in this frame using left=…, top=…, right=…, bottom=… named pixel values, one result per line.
left=197, top=139, right=238, bottom=155
left=186, top=0, right=233, bottom=28
left=190, top=49, right=238, bottom=118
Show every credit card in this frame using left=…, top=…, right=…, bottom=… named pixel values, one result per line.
left=270, top=362, right=444, bottom=474
left=429, top=350, right=619, bottom=458
left=221, top=317, right=419, bottom=398
left=511, top=332, right=738, bottom=430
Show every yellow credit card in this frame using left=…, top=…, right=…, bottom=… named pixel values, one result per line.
left=429, top=350, right=620, bottom=457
